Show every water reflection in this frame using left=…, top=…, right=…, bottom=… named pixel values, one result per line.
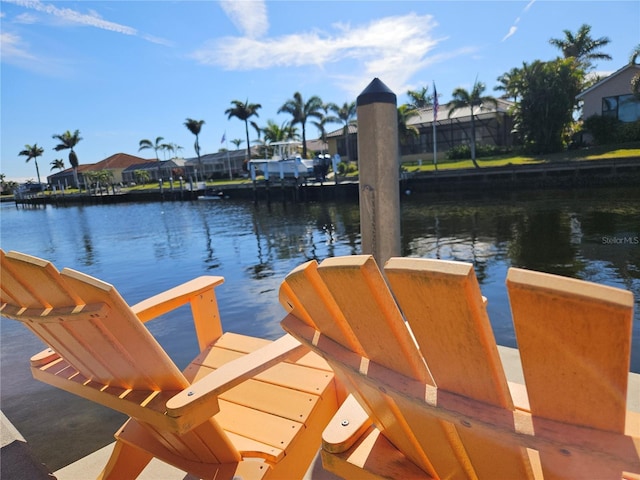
left=76, top=206, right=95, bottom=266
left=509, top=210, right=584, bottom=277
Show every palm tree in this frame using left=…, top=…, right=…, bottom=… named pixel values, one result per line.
left=312, top=116, right=331, bottom=154
left=138, top=136, right=165, bottom=160
left=262, top=120, right=298, bottom=144
left=52, top=129, right=82, bottom=189
left=139, top=136, right=165, bottom=180
left=328, top=101, right=356, bottom=161
left=160, top=142, right=174, bottom=161
left=406, top=86, right=433, bottom=110
left=397, top=105, right=419, bottom=148
left=184, top=118, right=205, bottom=181
left=225, top=100, right=262, bottom=168
left=448, top=80, right=497, bottom=168
left=630, top=44, right=640, bottom=99
left=278, top=92, right=323, bottom=159
left=230, top=138, right=244, bottom=150
left=50, top=159, right=65, bottom=171
left=495, top=67, right=525, bottom=102
left=166, top=143, right=183, bottom=159
left=19, top=143, right=45, bottom=190
left=133, top=169, right=151, bottom=185
left=549, top=24, right=611, bottom=70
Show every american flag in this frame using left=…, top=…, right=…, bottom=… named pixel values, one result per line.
left=221, top=132, right=226, bottom=144
left=433, top=82, right=439, bottom=122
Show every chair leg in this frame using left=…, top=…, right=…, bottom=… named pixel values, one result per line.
left=98, top=439, right=153, bottom=480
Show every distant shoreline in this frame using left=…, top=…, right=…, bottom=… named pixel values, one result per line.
left=6, top=156, right=640, bottom=207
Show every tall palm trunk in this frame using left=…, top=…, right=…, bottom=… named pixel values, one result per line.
left=343, top=125, right=350, bottom=161
left=470, top=113, right=479, bottom=169
left=34, top=160, right=43, bottom=191
left=244, top=120, right=251, bottom=167
left=69, top=149, right=80, bottom=190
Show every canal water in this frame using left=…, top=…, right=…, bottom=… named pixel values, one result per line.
left=1, top=185, right=639, bottom=470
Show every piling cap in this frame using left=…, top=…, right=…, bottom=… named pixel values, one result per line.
left=357, top=78, right=397, bottom=107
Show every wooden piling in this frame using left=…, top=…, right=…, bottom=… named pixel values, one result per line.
left=356, top=78, right=401, bottom=266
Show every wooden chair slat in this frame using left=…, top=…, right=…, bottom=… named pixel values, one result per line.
left=321, top=425, right=434, bottom=480
left=0, top=250, right=49, bottom=308
left=225, top=431, right=285, bottom=463
left=385, top=258, right=512, bottom=406
left=281, top=260, right=364, bottom=353
left=254, top=362, right=334, bottom=395
left=212, top=331, right=272, bottom=353
left=345, top=377, right=442, bottom=477
left=183, top=350, right=326, bottom=423
left=216, top=399, right=304, bottom=449
left=317, top=255, right=430, bottom=384
left=507, top=268, right=633, bottom=432
left=60, top=267, right=189, bottom=391
left=2, top=250, right=81, bottom=308
left=222, top=379, right=321, bottom=423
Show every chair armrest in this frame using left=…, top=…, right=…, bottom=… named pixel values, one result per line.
left=30, top=347, right=60, bottom=367
left=165, top=334, right=306, bottom=434
left=322, top=394, right=372, bottom=453
left=131, top=275, right=225, bottom=351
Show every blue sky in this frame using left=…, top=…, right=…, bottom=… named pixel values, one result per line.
left=2, top=0, right=638, bottom=182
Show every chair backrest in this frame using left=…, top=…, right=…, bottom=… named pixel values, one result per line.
left=280, top=255, right=639, bottom=479
left=1, top=249, right=188, bottom=391
left=1, top=249, right=242, bottom=467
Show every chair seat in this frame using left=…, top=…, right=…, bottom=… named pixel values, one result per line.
left=115, top=331, right=337, bottom=476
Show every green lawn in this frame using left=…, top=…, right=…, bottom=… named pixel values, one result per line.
left=402, top=142, right=640, bottom=173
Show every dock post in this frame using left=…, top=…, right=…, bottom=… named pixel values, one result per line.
left=356, top=78, right=401, bottom=266
left=264, top=167, right=271, bottom=206
left=250, top=163, right=258, bottom=205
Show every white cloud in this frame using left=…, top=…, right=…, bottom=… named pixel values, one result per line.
left=219, top=0, right=268, bottom=38
left=0, top=30, right=66, bottom=75
left=3, top=0, right=171, bottom=44
left=0, top=31, right=36, bottom=59
left=192, top=13, right=446, bottom=95
left=14, top=12, right=37, bottom=23
left=502, top=26, right=517, bottom=42
left=502, top=0, right=535, bottom=42
left=4, top=0, right=137, bottom=34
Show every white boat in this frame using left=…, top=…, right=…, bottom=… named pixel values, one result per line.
left=197, top=189, right=228, bottom=200
left=248, top=141, right=314, bottom=180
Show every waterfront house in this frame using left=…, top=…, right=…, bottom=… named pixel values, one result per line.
left=577, top=63, right=640, bottom=123
left=402, top=98, right=515, bottom=163
left=184, top=148, right=253, bottom=180
left=47, top=153, right=154, bottom=189
left=324, top=99, right=515, bottom=165
left=47, top=163, right=95, bottom=190
left=121, top=158, right=187, bottom=184
left=326, top=124, right=358, bottom=163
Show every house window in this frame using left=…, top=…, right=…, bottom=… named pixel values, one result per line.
left=602, top=94, right=640, bottom=122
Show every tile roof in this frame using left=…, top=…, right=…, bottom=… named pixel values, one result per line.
left=92, top=153, right=155, bottom=169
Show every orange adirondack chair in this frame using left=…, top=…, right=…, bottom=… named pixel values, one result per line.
left=280, top=255, right=640, bottom=479
left=0, top=249, right=339, bottom=479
